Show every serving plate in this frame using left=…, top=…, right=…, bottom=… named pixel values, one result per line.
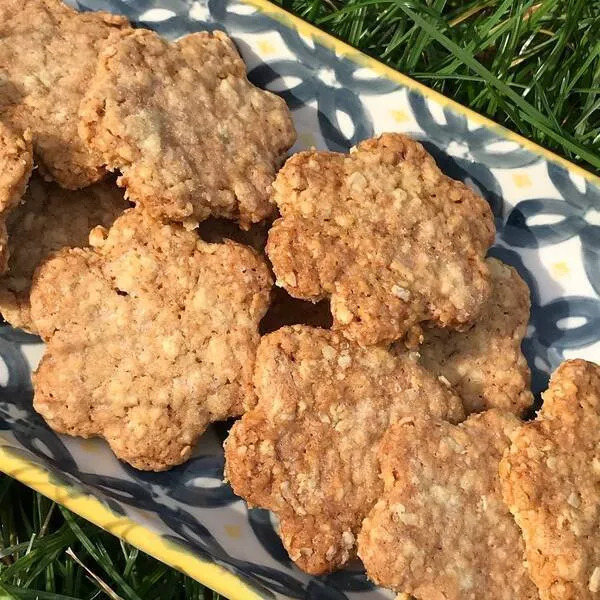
left=2, top=1, right=600, bottom=599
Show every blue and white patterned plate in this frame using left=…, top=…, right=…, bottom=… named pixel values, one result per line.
left=2, top=1, right=600, bottom=599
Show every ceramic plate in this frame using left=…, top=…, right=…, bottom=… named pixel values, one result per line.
left=2, top=1, right=600, bottom=599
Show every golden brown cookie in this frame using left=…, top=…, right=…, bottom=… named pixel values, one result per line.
left=0, top=0, right=129, bottom=188
left=0, top=123, right=33, bottom=215
left=500, top=359, right=600, bottom=600
left=0, top=175, right=128, bottom=332
left=266, top=133, right=495, bottom=346
left=31, top=208, right=272, bottom=471
left=224, top=325, right=464, bottom=574
left=0, top=123, right=33, bottom=273
left=418, top=257, right=533, bottom=415
left=80, top=28, right=296, bottom=227
left=358, top=410, right=538, bottom=600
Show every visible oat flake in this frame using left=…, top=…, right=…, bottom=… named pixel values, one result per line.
left=338, top=354, right=352, bottom=368
left=391, top=285, right=411, bottom=301
left=589, top=566, right=600, bottom=593
left=438, top=375, right=452, bottom=388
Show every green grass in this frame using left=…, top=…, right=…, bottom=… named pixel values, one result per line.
left=277, top=0, right=600, bottom=173
left=0, top=476, right=220, bottom=600
left=2, top=1, right=599, bottom=599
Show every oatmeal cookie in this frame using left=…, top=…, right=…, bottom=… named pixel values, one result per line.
left=80, top=28, right=296, bottom=227
left=31, top=208, right=272, bottom=470
left=418, top=257, right=533, bottom=415
left=358, top=410, right=538, bottom=600
left=224, top=325, right=464, bottom=574
left=0, top=175, right=128, bottom=332
left=266, top=133, right=495, bottom=346
left=0, top=123, right=33, bottom=273
left=0, top=123, right=33, bottom=215
left=0, top=0, right=129, bottom=188
left=500, top=359, right=600, bottom=600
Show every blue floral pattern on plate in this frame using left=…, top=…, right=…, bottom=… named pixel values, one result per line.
left=1, top=1, right=600, bottom=598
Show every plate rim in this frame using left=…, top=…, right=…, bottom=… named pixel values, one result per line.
left=0, top=444, right=263, bottom=600
left=248, top=0, right=600, bottom=187
left=1, top=1, right=599, bottom=599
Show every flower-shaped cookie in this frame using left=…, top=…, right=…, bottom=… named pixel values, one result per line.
left=0, top=122, right=33, bottom=273
left=0, top=175, right=128, bottom=332
left=500, top=359, right=600, bottom=600
left=80, top=28, right=296, bottom=227
left=225, top=325, right=464, bottom=574
left=267, top=133, right=495, bottom=346
left=31, top=209, right=272, bottom=470
left=358, top=411, right=538, bottom=600
left=0, top=0, right=129, bottom=188
left=418, top=257, right=533, bottom=415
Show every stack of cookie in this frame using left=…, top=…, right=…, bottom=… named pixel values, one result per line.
left=224, top=129, right=600, bottom=598
left=0, top=0, right=293, bottom=471
left=1, top=2, right=598, bottom=599
left=221, top=96, right=599, bottom=600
